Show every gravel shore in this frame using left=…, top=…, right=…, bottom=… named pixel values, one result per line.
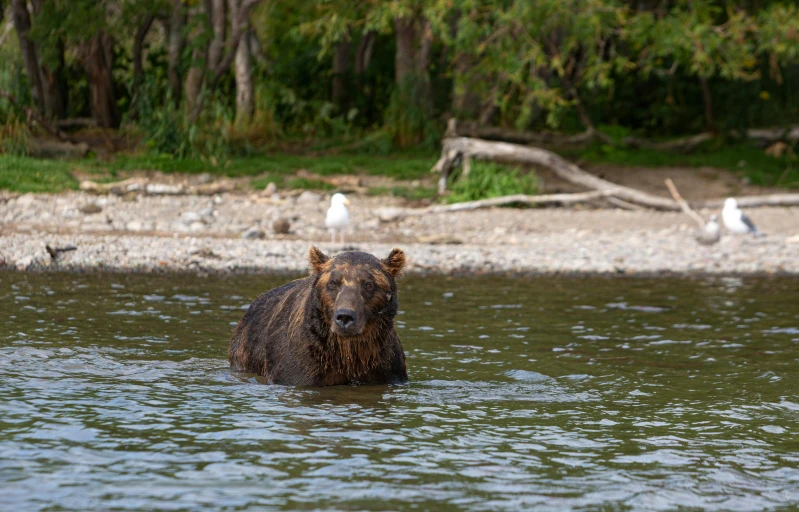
left=2, top=190, right=799, bottom=275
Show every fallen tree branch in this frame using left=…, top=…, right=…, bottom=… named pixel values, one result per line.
left=694, top=194, right=799, bottom=209
left=434, top=136, right=799, bottom=211
left=375, top=191, right=613, bottom=221
left=665, top=178, right=705, bottom=228
left=436, top=136, right=680, bottom=210
left=424, top=190, right=612, bottom=213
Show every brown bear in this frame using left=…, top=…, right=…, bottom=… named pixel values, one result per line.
left=229, top=247, right=408, bottom=386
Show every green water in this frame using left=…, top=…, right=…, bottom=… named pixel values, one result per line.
left=1, top=272, right=798, bottom=511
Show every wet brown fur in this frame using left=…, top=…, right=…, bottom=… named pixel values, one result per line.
left=229, top=247, right=408, bottom=386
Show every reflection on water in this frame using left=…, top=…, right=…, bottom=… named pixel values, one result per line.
left=1, top=272, right=798, bottom=510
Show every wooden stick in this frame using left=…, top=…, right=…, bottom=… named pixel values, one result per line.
left=664, top=178, right=705, bottom=228
left=420, top=190, right=611, bottom=214
left=434, top=136, right=799, bottom=210
left=436, top=137, right=680, bottom=209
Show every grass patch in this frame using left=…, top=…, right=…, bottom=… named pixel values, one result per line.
left=575, top=142, right=799, bottom=188
left=447, top=162, right=538, bottom=203
left=0, top=150, right=439, bottom=193
left=250, top=174, right=286, bottom=190
left=0, top=156, right=78, bottom=193
left=75, top=150, right=438, bottom=181
left=286, top=177, right=335, bottom=191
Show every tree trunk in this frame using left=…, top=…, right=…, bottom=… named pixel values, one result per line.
left=133, top=14, right=154, bottom=94
left=10, top=0, right=44, bottom=113
left=184, top=48, right=205, bottom=112
left=207, top=0, right=226, bottom=71
left=83, top=31, right=120, bottom=128
left=699, top=76, right=715, bottom=133
left=233, top=27, right=254, bottom=126
left=393, top=14, right=432, bottom=102
left=189, top=0, right=262, bottom=123
left=38, top=38, right=67, bottom=119
left=354, top=30, right=375, bottom=79
left=394, top=16, right=415, bottom=86
left=331, top=38, right=350, bottom=112
left=451, top=52, right=480, bottom=118
left=184, top=6, right=208, bottom=113
left=167, top=0, right=186, bottom=107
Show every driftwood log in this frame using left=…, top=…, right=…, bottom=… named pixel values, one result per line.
left=433, top=136, right=799, bottom=210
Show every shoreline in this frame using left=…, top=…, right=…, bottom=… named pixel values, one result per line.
left=2, top=191, right=799, bottom=277
left=2, top=232, right=798, bottom=277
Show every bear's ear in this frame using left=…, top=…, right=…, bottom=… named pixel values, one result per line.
left=308, top=246, right=330, bottom=274
left=383, top=248, right=406, bottom=278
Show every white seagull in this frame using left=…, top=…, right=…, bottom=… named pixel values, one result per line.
left=695, top=214, right=721, bottom=246
left=722, top=197, right=762, bottom=236
left=325, top=193, right=350, bottom=243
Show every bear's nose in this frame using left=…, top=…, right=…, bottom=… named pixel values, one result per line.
left=335, top=309, right=357, bottom=329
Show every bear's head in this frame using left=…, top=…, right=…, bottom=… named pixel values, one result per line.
left=308, top=247, right=405, bottom=337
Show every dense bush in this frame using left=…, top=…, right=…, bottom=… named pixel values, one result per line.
left=1, top=0, right=798, bottom=156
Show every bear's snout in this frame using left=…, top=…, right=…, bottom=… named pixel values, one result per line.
left=335, top=308, right=357, bottom=330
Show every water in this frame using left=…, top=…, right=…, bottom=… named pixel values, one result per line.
left=1, top=272, right=798, bottom=511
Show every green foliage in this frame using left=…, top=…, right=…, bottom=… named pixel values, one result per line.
left=383, top=76, right=440, bottom=149
left=448, top=162, right=539, bottom=203
left=3, top=0, right=799, bottom=179
left=287, top=177, right=336, bottom=190
left=0, top=156, right=78, bottom=193
left=134, top=78, right=233, bottom=162
left=0, top=116, right=31, bottom=157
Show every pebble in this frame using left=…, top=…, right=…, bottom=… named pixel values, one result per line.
left=2, top=191, right=799, bottom=275
left=297, top=191, right=322, bottom=204
left=241, top=227, right=266, bottom=239
left=273, top=218, right=291, bottom=234
left=180, top=211, right=204, bottom=224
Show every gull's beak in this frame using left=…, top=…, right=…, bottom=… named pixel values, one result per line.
left=344, top=198, right=350, bottom=205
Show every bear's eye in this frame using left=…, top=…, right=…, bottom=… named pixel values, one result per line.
left=362, top=282, right=375, bottom=294
left=326, top=280, right=339, bottom=291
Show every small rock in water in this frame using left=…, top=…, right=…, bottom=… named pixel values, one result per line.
left=273, top=218, right=291, bottom=234
left=242, top=226, right=266, bottom=239
left=296, top=191, right=321, bottom=204
left=79, top=203, right=102, bottom=214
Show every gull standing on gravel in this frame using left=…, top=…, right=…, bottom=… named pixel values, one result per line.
left=696, top=214, right=721, bottom=246
left=722, top=198, right=762, bottom=236
left=325, top=193, right=350, bottom=243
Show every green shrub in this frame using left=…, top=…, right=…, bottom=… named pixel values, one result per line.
left=448, top=162, right=538, bottom=203
left=0, top=116, right=30, bottom=156
left=287, top=177, right=335, bottom=190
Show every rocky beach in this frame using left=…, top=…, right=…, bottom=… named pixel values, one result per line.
left=2, top=189, right=799, bottom=275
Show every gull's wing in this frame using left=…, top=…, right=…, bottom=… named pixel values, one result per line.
left=740, top=212, right=759, bottom=233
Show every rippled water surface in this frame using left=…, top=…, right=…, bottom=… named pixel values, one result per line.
left=1, top=272, right=798, bottom=511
